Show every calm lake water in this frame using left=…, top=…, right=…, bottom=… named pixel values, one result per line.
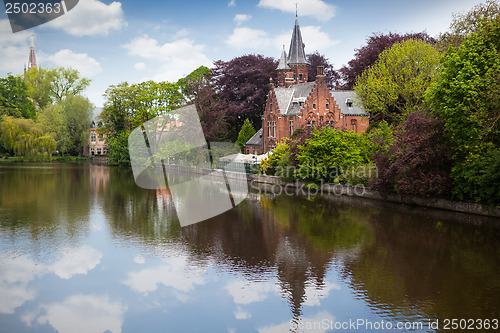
left=0, top=163, right=498, bottom=333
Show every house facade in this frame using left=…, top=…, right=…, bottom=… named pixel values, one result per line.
left=246, top=15, right=369, bottom=154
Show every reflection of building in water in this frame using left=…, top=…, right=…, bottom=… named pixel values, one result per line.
left=89, top=164, right=110, bottom=191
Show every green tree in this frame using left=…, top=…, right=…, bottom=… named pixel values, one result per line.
left=354, top=39, right=441, bottom=126
left=0, top=115, right=56, bottom=161
left=36, top=103, right=69, bottom=153
left=48, top=67, right=91, bottom=103
left=23, top=67, right=53, bottom=109
left=235, top=119, right=256, bottom=152
left=0, top=74, right=36, bottom=119
left=59, top=95, right=93, bottom=156
left=295, top=127, right=373, bottom=183
left=427, top=16, right=500, bottom=205
left=437, top=0, right=500, bottom=52
left=99, top=80, right=184, bottom=165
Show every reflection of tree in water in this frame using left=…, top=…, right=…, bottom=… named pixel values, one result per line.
left=98, top=167, right=182, bottom=245
left=0, top=163, right=92, bottom=248
left=177, top=194, right=374, bottom=321
left=342, top=210, right=500, bottom=323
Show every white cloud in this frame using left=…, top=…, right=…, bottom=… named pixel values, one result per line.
left=48, top=246, right=102, bottom=279
left=303, top=282, right=340, bottom=306
left=34, top=294, right=127, bottom=333
left=227, top=25, right=338, bottom=54
left=123, top=35, right=212, bottom=82
left=225, top=280, right=277, bottom=305
left=0, top=254, right=44, bottom=314
left=258, top=0, right=336, bottom=21
left=0, top=19, right=33, bottom=74
left=234, top=306, right=252, bottom=320
left=124, top=257, right=206, bottom=295
left=234, top=14, right=252, bottom=25
left=228, top=0, right=236, bottom=7
left=47, top=0, right=126, bottom=36
left=134, top=62, right=146, bottom=71
left=226, top=27, right=272, bottom=50
left=258, top=311, right=335, bottom=333
left=300, top=26, right=340, bottom=51
left=45, top=49, right=102, bottom=77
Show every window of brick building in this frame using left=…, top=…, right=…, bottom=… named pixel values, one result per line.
left=313, top=103, right=316, bottom=110
left=289, top=120, right=294, bottom=135
left=326, top=103, right=329, bottom=110
left=268, top=121, right=271, bottom=137
left=91, top=133, right=96, bottom=142
left=273, top=121, right=276, bottom=138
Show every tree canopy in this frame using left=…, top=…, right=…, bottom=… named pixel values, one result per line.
left=212, top=54, right=277, bottom=140
left=339, top=32, right=436, bottom=90
left=354, top=39, right=441, bottom=126
left=0, top=74, right=36, bottom=119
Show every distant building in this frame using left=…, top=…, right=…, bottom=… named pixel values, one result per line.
left=85, top=109, right=109, bottom=156
left=24, top=35, right=37, bottom=73
left=246, top=15, right=369, bottom=154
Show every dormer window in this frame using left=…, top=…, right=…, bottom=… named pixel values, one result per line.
left=346, top=98, right=353, bottom=108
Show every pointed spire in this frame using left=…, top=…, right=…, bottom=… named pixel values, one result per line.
left=28, top=34, right=37, bottom=71
left=287, top=16, right=307, bottom=65
left=277, top=45, right=290, bottom=70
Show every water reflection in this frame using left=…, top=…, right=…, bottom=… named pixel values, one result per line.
left=0, top=163, right=498, bottom=332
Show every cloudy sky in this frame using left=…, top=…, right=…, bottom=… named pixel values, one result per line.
left=0, top=0, right=485, bottom=106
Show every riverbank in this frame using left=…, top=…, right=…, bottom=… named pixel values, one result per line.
left=248, top=174, right=500, bottom=219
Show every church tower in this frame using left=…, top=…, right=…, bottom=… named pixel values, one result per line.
left=276, top=15, right=308, bottom=87
left=25, top=35, right=37, bottom=73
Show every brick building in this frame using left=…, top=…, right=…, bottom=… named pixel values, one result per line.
left=246, top=15, right=369, bottom=154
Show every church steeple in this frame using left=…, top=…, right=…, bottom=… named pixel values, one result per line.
left=27, top=35, right=37, bottom=71
left=287, top=16, right=307, bottom=66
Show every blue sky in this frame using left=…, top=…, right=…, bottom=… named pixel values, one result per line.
left=0, top=0, right=485, bottom=107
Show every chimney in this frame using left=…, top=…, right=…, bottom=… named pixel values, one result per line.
left=316, top=65, right=325, bottom=85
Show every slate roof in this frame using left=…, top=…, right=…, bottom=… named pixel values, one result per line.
left=277, top=48, right=290, bottom=70
left=331, top=91, right=368, bottom=116
left=287, top=16, right=308, bottom=65
left=245, top=128, right=263, bottom=146
left=274, top=82, right=315, bottom=116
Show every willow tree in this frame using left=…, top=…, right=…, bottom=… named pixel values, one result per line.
left=0, top=115, right=56, bottom=161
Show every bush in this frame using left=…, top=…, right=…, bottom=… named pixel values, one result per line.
left=370, top=110, right=452, bottom=199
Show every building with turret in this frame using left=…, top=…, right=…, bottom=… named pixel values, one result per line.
left=245, top=15, right=369, bottom=155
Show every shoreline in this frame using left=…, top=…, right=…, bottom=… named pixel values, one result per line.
left=248, top=174, right=500, bottom=219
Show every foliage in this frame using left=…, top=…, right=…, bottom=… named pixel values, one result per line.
left=306, top=52, right=339, bottom=89
left=354, top=39, right=441, bottom=127
left=212, top=54, right=277, bottom=140
left=178, top=66, right=228, bottom=141
left=99, top=80, right=184, bottom=165
left=47, top=67, right=91, bottom=103
left=370, top=110, right=452, bottom=199
left=450, top=148, right=500, bottom=206
left=437, top=0, right=500, bottom=52
left=295, top=127, right=373, bottom=183
left=427, top=16, right=500, bottom=157
left=261, top=139, right=291, bottom=178
left=428, top=15, right=500, bottom=205
left=0, top=74, right=36, bottom=119
left=106, top=131, right=131, bottom=166
left=59, top=95, right=93, bottom=156
left=23, top=67, right=53, bottom=108
left=235, top=119, right=256, bottom=152
left=0, top=115, right=56, bottom=161
left=339, top=32, right=436, bottom=89
left=37, top=95, right=93, bottom=156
